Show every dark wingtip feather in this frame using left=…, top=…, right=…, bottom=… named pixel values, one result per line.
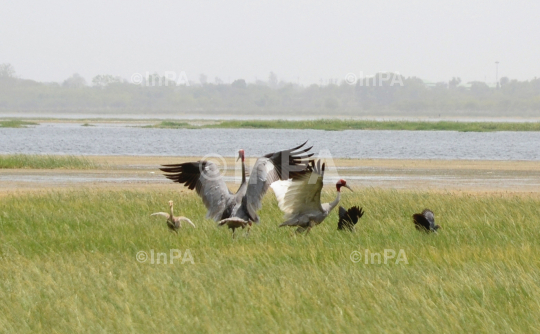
left=338, top=205, right=364, bottom=231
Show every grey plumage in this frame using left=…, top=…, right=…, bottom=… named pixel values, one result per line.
left=160, top=142, right=313, bottom=234
left=218, top=217, right=250, bottom=238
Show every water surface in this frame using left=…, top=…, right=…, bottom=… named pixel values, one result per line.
left=1, top=123, right=538, bottom=160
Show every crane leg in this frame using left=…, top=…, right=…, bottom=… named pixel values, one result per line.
left=304, top=221, right=316, bottom=235
left=295, top=226, right=306, bottom=234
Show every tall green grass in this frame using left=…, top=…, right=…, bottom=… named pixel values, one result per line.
left=0, top=120, right=38, bottom=128
left=0, top=154, right=98, bottom=169
left=0, top=189, right=539, bottom=333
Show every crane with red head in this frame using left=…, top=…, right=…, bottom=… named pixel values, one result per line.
left=271, top=160, right=352, bottom=234
left=159, top=142, right=313, bottom=237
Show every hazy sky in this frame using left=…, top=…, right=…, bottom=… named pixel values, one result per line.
left=1, top=0, right=539, bottom=85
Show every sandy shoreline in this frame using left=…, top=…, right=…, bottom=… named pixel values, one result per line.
left=86, top=155, right=540, bottom=171
left=1, top=156, right=539, bottom=196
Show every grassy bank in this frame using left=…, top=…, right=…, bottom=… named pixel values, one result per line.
left=142, top=121, right=196, bottom=129
left=0, top=154, right=98, bottom=169
left=0, top=189, right=538, bottom=333
left=0, top=120, right=38, bottom=128
left=148, top=119, right=540, bottom=131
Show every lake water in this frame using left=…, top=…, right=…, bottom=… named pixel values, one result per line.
left=1, top=123, right=539, bottom=160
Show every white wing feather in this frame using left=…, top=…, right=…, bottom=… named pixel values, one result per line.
left=271, top=168, right=324, bottom=219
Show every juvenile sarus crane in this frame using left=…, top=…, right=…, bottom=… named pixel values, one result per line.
left=412, top=209, right=440, bottom=233
left=272, top=160, right=352, bottom=234
left=159, top=142, right=313, bottom=236
left=337, top=206, right=364, bottom=231
left=151, top=200, right=196, bottom=233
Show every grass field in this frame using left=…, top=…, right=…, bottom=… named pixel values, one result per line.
left=1, top=188, right=539, bottom=333
left=0, top=154, right=98, bottom=169
left=0, top=120, right=38, bottom=128
left=148, top=119, right=540, bottom=132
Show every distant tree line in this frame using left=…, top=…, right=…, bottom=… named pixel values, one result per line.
left=1, top=63, right=539, bottom=116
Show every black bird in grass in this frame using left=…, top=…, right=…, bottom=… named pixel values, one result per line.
left=412, top=209, right=440, bottom=233
left=337, top=206, right=364, bottom=231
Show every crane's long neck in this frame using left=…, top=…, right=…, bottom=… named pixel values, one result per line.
left=169, top=204, right=174, bottom=218
left=235, top=157, right=247, bottom=197
left=241, top=158, right=246, bottom=185
left=328, top=190, right=342, bottom=212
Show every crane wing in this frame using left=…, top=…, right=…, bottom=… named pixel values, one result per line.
left=271, top=160, right=325, bottom=219
left=177, top=217, right=196, bottom=228
left=242, top=141, right=313, bottom=222
left=151, top=212, right=170, bottom=219
left=159, top=161, right=232, bottom=221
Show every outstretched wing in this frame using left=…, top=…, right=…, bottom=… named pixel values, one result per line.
left=338, top=206, right=364, bottom=230
left=242, top=141, right=313, bottom=222
left=177, top=217, right=196, bottom=228
left=271, top=159, right=325, bottom=219
left=151, top=212, right=170, bottom=219
left=348, top=206, right=364, bottom=224
left=159, top=161, right=232, bottom=221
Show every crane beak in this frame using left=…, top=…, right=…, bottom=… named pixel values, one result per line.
left=236, top=154, right=241, bottom=162
left=344, top=185, right=353, bottom=192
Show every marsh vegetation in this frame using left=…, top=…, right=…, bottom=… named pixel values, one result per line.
left=0, top=120, right=37, bottom=128
left=0, top=154, right=98, bottom=169
left=148, top=119, right=540, bottom=132
left=1, top=189, right=538, bottom=332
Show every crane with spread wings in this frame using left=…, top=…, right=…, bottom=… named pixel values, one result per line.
left=271, top=159, right=352, bottom=234
left=159, top=142, right=313, bottom=236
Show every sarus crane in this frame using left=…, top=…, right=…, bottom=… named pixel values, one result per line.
left=159, top=142, right=313, bottom=236
left=412, top=209, right=440, bottom=233
left=271, top=159, right=352, bottom=234
left=151, top=200, right=196, bottom=233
